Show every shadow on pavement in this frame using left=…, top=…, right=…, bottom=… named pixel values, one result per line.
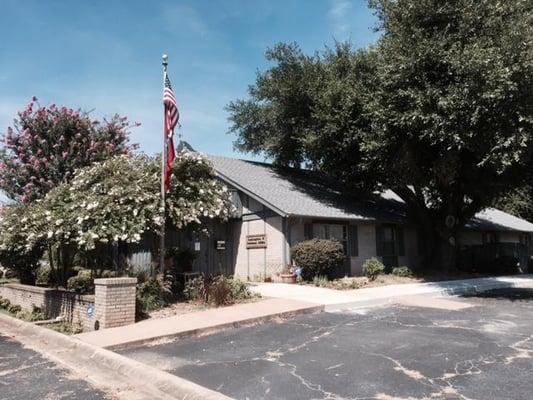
left=461, top=287, right=533, bottom=302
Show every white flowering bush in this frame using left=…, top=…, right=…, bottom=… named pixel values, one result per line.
left=0, top=150, right=234, bottom=282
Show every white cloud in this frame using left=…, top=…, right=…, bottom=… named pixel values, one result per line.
left=328, top=0, right=354, bottom=40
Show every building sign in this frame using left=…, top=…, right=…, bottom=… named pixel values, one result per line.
left=86, top=304, right=94, bottom=319
left=246, top=234, right=267, bottom=249
left=216, top=240, right=226, bottom=250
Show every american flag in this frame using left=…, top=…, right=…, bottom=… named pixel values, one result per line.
left=163, top=72, right=178, bottom=192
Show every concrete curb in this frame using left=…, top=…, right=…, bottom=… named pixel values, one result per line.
left=0, top=313, right=232, bottom=400
left=326, top=275, right=533, bottom=311
left=108, top=304, right=324, bottom=351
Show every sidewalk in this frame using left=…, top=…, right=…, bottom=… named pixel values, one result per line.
left=76, top=297, right=321, bottom=349
left=249, top=274, right=533, bottom=311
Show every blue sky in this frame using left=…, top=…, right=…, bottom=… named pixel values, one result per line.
left=0, top=0, right=379, bottom=160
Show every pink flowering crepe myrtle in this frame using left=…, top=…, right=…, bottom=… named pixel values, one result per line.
left=0, top=97, right=139, bottom=203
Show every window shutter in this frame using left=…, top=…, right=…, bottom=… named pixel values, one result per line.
left=397, top=227, right=405, bottom=256
left=348, top=225, right=358, bottom=257
left=304, top=223, right=313, bottom=240
left=375, top=226, right=383, bottom=256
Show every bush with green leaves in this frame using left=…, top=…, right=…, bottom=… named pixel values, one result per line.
left=362, top=258, right=385, bottom=281
left=0, top=296, right=11, bottom=309
left=135, top=274, right=173, bottom=318
left=15, top=306, right=46, bottom=322
left=291, top=239, right=345, bottom=280
left=392, top=266, right=413, bottom=278
left=67, top=269, right=93, bottom=294
left=35, top=265, right=52, bottom=286
left=7, top=304, right=21, bottom=314
left=184, top=275, right=255, bottom=306
left=228, top=277, right=254, bottom=301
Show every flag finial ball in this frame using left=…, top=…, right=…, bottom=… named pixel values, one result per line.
left=162, top=54, right=168, bottom=65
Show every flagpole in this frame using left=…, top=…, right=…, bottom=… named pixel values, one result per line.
left=160, top=54, right=168, bottom=277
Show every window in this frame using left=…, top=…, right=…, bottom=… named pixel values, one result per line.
left=376, top=225, right=405, bottom=256
left=381, top=226, right=396, bottom=255
left=306, top=223, right=349, bottom=254
left=520, top=233, right=530, bottom=247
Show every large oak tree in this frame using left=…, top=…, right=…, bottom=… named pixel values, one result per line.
left=227, top=0, right=533, bottom=269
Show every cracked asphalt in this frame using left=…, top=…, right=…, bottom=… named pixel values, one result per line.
left=0, top=334, right=110, bottom=400
left=120, top=288, right=533, bottom=400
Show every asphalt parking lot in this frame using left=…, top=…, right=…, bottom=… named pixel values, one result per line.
left=0, top=334, right=109, bottom=400
left=121, top=288, right=533, bottom=400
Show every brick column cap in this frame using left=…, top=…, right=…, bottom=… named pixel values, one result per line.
left=94, top=277, right=137, bottom=286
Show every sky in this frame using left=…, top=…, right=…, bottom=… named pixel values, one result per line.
left=0, top=0, right=379, bottom=161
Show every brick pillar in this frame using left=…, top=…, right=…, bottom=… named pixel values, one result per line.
left=93, top=277, right=137, bottom=330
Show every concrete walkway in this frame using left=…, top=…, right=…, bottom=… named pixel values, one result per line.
left=250, top=274, right=533, bottom=311
left=76, top=298, right=321, bottom=349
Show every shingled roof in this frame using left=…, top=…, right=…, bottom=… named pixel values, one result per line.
left=205, top=153, right=533, bottom=232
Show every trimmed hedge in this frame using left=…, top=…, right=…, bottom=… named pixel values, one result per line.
left=291, top=239, right=345, bottom=280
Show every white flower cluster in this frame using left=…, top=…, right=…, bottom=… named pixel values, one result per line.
left=0, top=152, right=234, bottom=255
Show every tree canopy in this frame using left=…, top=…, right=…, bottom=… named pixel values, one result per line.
left=227, top=0, right=533, bottom=268
left=0, top=98, right=137, bottom=203
left=0, top=151, right=234, bottom=254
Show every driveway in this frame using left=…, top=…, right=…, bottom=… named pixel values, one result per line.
left=0, top=333, right=109, bottom=400
left=120, top=288, right=533, bottom=400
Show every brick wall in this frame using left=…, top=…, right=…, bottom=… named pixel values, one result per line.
left=0, top=283, right=94, bottom=331
left=93, top=277, right=137, bottom=329
left=0, top=277, right=137, bottom=332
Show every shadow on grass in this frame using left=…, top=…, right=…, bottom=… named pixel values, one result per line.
left=461, top=287, right=533, bottom=302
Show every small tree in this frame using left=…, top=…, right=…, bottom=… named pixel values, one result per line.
left=0, top=98, right=137, bottom=203
left=291, top=239, right=345, bottom=280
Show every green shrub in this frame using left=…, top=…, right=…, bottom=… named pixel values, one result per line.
left=362, top=258, right=385, bottom=281
left=227, top=277, right=254, bottom=301
left=0, top=297, right=11, bottom=309
left=46, top=321, right=83, bottom=335
left=7, top=304, right=21, bottom=314
left=392, top=266, right=413, bottom=278
left=100, top=269, right=117, bottom=278
left=184, top=275, right=255, bottom=306
left=183, top=276, right=206, bottom=303
left=0, top=269, right=3, bottom=279
left=67, top=269, right=93, bottom=294
left=36, top=265, right=52, bottom=286
left=209, top=276, right=232, bottom=306
left=291, top=239, right=345, bottom=280
left=16, top=306, right=46, bottom=322
left=136, top=275, right=173, bottom=318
